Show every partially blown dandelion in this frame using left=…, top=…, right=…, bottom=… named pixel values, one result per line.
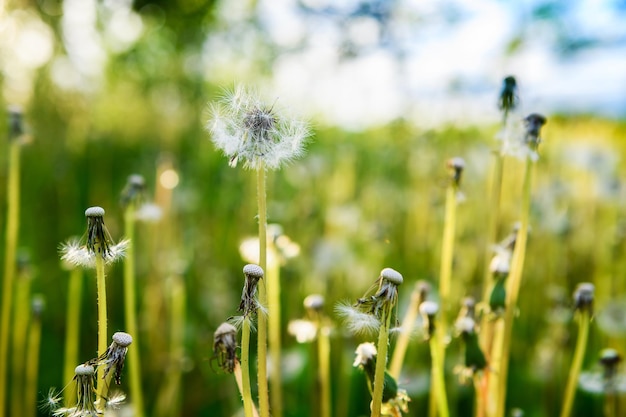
left=207, top=85, right=311, bottom=170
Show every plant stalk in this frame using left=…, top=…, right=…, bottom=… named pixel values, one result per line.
left=256, top=163, right=270, bottom=417
left=123, top=204, right=145, bottom=417
left=24, top=305, right=42, bottom=417
left=0, top=141, right=21, bottom=417
left=429, top=331, right=450, bottom=417
left=267, top=250, right=283, bottom=417
left=63, top=267, right=82, bottom=407
left=559, top=310, right=590, bottom=417
left=371, top=307, right=392, bottom=417
left=95, top=254, right=108, bottom=412
left=241, top=317, right=255, bottom=417
left=11, top=268, right=32, bottom=417
left=389, top=283, right=422, bottom=380
left=318, top=324, right=331, bottom=417
left=492, top=157, right=533, bottom=417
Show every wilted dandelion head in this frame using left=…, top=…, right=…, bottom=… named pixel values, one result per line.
left=100, top=332, right=132, bottom=385
left=70, top=364, right=98, bottom=417
left=524, top=113, right=547, bottom=146
left=447, top=157, right=466, bottom=187
left=419, top=301, right=439, bottom=339
left=213, top=322, right=238, bottom=373
left=498, top=75, right=519, bottom=115
left=500, top=113, right=547, bottom=162
left=60, top=238, right=129, bottom=269
left=573, top=282, right=595, bottom=313
left=238, top=264, right=264, bottom=316
left=120, top=174, right=146, bottom=208
left=207, top=85, right=311, bottom=170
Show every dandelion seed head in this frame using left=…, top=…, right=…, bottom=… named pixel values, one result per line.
left=112, top=332, right=132, bottom=347
left=288, top=319, right=318, bottom=343
left=573, top=282, right=595, bottom=312
left=85, top=206, right=105, bottom=218
left=303, top=294, right=324, bottom=312
left=456, top=317, right=476, bottom=335
left=380, top=268, right=403, bottom=286
left=243, top=263, right=264, bottom=279
left=353, top=342, right=377, bottom=367
left=419, top=301, right=439, bottom=316
left=207, top=85, right=311, bottom=170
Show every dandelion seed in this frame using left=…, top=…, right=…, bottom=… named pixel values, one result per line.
left=213, top=322, right=238, bottom=373
left=335, top=302, right=381, bottom=336
left=207, top=85, right=311, bottom=170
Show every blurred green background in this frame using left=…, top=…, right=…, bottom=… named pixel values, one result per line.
left=1, top=0, right=626, bottom=416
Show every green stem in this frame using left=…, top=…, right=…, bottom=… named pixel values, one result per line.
left=388, top=284, right=421, bottom=379
left=559, top=310, right=590, bottom=417
left=0, top=141, right=20, bottom=417
left=63, top=267, right=82, bottom=408
left=371, top=308, right=392, bottom=417
left=95, top=254, right=107, bottom=412
left=429, top=332, right=450, bottom=417
left=318, top=324, right=331, bottom=417
left=256, top=164, right=270, bottom=417
left=11, top=269, right=32, bottom=417
left=493, top=157, right=533, bottom=417
left=123, top=205, right=145, bottom=417
left=267, top=251, right=282, bottom=417
left=241, top=317, right=255, bottom=417
left=430, top=183, right=456, bottom=417
left=24, top=307, right=41, bottom=417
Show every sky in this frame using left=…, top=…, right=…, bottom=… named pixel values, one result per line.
left=208, top=0, right=626, bottom=129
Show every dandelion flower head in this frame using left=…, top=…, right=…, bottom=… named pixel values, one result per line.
left=207, top=85, right=311, bottom=170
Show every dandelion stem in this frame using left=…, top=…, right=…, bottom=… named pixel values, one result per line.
left=430, top=182, right=457, bottom=417
left=0, top=141, right=21, bottom=417
left=492, top=157, right=533, bottom=417
left=371, top=307, right=392, bottom=417
left=95, top=254, right=108, bottom=412
left=10, top=265, right=31, bottom=417
left=429, top=328, right=450, bottom=417
left=267, top=250, right=283, bottom=417
left=559, top=309, right=590, bottom=417
left=123, top=203, right=145, bottom=417
left=63, top=267, right=82, bottom=407
left=24, top=302, right=42, bottom=417
left=234, top=359, right=260, bottom=417
left=389, top=284, right=422, bottom=379
left=318, top=324, right=332, bottom=417
left=241, top=317, right=255, bottom=417
left=256, top=163, right=270, bottom=417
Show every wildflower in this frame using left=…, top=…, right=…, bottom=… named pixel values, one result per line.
left=238, top=264, right=264, bottom=317
left=207, top=85, right=311, bottom=170
left=573, top=283, right=594, bottom=314
left=353, top=343, right=409, bottom=416
left=498, top=76, right=519, bottom=116
left=53, top=364, right=98, bottom=417
left=99, top=332, right=132, bottom=385
left=60, top=207, right=129, bottom=268
left=213, top=322, right=238, bottom=373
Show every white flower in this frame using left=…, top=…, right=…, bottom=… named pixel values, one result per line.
left=207, top=85, right=311, bottom=170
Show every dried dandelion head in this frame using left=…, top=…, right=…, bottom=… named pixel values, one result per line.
left=238, top=264, right=264, bottom=316
left=447, top=157, right=466, bottom=187
left=98, top=332, right=132, bottom=386
left=53, top=364, right=98, bottom=417
left=207, top=85, right=311, bottom=170
left=498, top=76, right=519, bottom=116
left=573, top=282, right=595, bottom=314
left=120, top=174, right=146, bottom=208
left=419, top=301, right=439, bottom=339
left=213, top=322, right=238, bottom=373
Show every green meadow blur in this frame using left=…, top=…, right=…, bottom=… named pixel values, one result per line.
left=1, top=1, right=626, bottom=417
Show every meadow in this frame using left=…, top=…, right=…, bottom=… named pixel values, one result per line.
left=1, top=81, right=626, bottom=417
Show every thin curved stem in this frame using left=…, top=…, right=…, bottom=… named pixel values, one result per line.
left=267, top=251, right=283, bottom=417
left=256, top=163, right=270, bottom=417
left=63, top=268, right=82, bottom=407
left=318, top=324, right=331, bottom=417
left=559, top=310, right=590, bottom=417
